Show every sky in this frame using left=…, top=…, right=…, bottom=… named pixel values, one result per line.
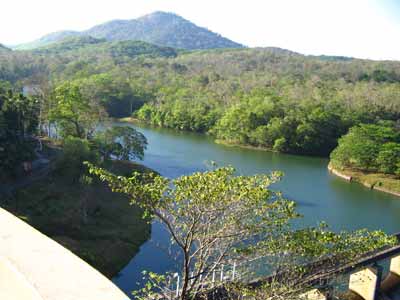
left=1, top=0, right=400, bottom=60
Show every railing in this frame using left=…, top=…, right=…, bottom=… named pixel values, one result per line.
left=258, top=232, right=400, bottom=300
left=170, top=262, right=239, bottom=299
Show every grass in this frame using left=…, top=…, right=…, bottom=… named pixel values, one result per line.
left=2, top=160, right=153, bottom=278
left=329, top=164, right=400, bottom=196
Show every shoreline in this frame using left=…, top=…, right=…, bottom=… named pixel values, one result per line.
left=328, top=163, right=400, bottom=198
left=118, top=117, right=400, bottom=199
left=327, top=163, right=352, bottom=181
left=115, top=117, right=142, bottom=124
left=117, top=118, right=326, bottom=158
left=214, top=139, right=278, bottom=153
left=118, top=117, right=284, bottom=153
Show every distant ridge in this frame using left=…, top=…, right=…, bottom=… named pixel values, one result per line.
left=0, top=44, right=11, bottom=51
left=31, top=36, right=179, bottom=59
left=15, top=11, right=244, bottom=50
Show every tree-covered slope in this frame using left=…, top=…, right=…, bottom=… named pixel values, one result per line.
left=14, top=12, right=244, bottom=50
left=32, top=36, right=106, bottom=53
left=32, top=36, right=179, bottom=60
left=14, top=30, right=82, bottom=50
left=2, top=43, right=400, bottom=156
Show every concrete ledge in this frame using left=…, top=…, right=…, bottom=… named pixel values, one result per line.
left=0, top=256, right=44, bottom=300
left=0, top=207, right=129, bottom=300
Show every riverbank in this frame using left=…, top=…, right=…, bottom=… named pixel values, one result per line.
left=117, top=117, right=142, bottom=124
left=214, top=139, right=277, bottom=153
left=118, top=118, right=279, bottom=153
left=328, top=163, right=400, bottom=197
left=118, top=118, right=329, bottom=158
left=2, top=159, right=153, bottom=278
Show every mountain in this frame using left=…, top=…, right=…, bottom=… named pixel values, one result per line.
left=15, top=12, right=244, bottom=50
left=85, top=12, right=244, bottom=50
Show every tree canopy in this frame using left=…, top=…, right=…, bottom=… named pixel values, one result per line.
left=0, top=88, right=39, bottom=175
left=93, top=126, right=147, bottom=161
left=87, top=163, right=394, bottom=300
left=330, top=122, right=400, bottom=175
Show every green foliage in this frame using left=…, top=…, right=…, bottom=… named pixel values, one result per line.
left=49, top=81, right=106, bottom=138
left=376, top=142, right=400, bottom=175
left=136, top=89, right=222, bottom=132
left=331, top=122, right=400, bottom=175
left=7, top=159, right=151, bottom=277
left=56, top=137, right=98, bottom=182
left=2, top=38, right=400, bottom=157
left=33, top=38, right=178, bottom=61
left=77, top=73, right=151, bottom=118
left=87, top=163, right=395, bottom=300
left=0, top=88, right=39, bottom=174
left=94, top=126, right=147, bottom=161
left=33, top=36, right=106, bottom=53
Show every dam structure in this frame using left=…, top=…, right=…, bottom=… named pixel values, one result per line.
left=0, top=207, right=128, bottom=300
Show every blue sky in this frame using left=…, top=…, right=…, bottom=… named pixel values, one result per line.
left=383, top=0, right=400, bottom=20
left=1, top=0, right=400, bottom=60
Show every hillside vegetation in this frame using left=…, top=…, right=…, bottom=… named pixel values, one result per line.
left=1, top=39, right=400, bottom=156
left=329, top=122, right=400, bottom=195
left=4, top=159, right=151, bottom=277
left=33, top=36, right=179, bottom=60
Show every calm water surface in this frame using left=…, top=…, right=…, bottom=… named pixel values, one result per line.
left=111, top=123, right=400, bottom=297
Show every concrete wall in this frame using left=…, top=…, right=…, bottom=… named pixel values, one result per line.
left=0, top=207, right=129, bottom=300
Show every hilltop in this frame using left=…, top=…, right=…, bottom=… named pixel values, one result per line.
left=15, top=11, right=244, bottom=50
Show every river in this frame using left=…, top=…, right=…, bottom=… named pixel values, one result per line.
left=111, top=122, right=400, bottom=297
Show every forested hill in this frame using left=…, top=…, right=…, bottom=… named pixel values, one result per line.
left=32, top=36, right=178, bottom=59
left=2, top=43, right=400, bottom=156
left=33, top=36, right=106, bottom=52
left=15, top=31, right=82, bottom=50
left=15, top=11, right=244, bottom=50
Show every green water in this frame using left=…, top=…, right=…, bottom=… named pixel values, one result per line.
left=112, top=122, right=400, bottom=296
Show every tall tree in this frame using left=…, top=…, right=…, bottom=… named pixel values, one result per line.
left=0, top=88, right=39, bottom=174
left=87, top=164, right=393, bottom=300
left=49, top=81, right=107, bottom=139
left=93, top=126, right=148, bottom=161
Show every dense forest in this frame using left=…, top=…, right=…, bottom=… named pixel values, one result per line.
left=1, top=38, right=400, bottom=157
